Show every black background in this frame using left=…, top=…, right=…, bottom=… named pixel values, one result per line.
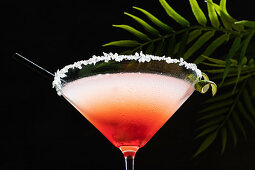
left=3, top=0, right=255, bottom=169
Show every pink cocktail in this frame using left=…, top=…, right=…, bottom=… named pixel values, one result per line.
left=62, top=73, right=194, bottom=149
left=52, top=52, right=214, bottom=170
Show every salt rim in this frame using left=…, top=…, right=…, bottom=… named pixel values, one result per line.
left=52, top=52, right=202, bottom=96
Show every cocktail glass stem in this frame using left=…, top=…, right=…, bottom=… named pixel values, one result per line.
left=120, top=146, right=139, bottom=170
left=125, top=156, right=135, bottom=170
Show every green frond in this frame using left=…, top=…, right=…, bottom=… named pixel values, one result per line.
left=103, top=40, right=141, bottom=47
left=232, top=111, right=247, bottom=139
left=145, top=43, right=155, bottom=54
left=177, top=31, right=189, bottom=58
left=193, top=131, right=218, bottom=158
left=195, top=34, right=229, bottom=64
left=248, top=58, right=254, bottom=66
left=212, top=2, right=243, bottom=31
left=133, top=6, right=173, bottom=32
left=166, top=35, right=176, bottom=57
left=124, top=12, right=160, bottom=36
left=174, top=29, right=202, bottom=55
left=189, top=0, right=207, bottom=26
left=204, top=90, right=237, bottom=104
left=222, top=73, right=255, bottom=87
left=183, top=31, right=215, bottom=60
left=199, top=99, right=233, bottom=113
left=227, top=120, right=237, bottom=147
left=220, top=0, right=227, bottom=13
left=120, top=50, right=133, bottom=55
left=220, top=127, right=227, bottom=154
left=202, top=34, right=230, bottom=55
left=159, top=0, right=190, bottom=27
left=187, top=29, right=203, bottom=44
left=248, top=78, right=255, bottom=98
left=238, top=101, right=255, bottom=128
left=196, top=116, right=224, bottom=131
left=155, top=39, right=166, bottom=56
left=234, top=34, right=252, bottom=90
left=220, top=0, right=241, bottom=29
left=198, top=108, right=228, bottom=121
left=206, top=0, right=220, bottom=28
left=242, top=88, right=255, bottom=118
left=233, top=65, right=242, bottom=93
left=221, top=36, right=241, bottom=86
left=235, top=20, right=255, bottom=28
left=201, top=62, right=225, bottom=67
left=241, top=57, right=248, bottom=65
left=240, top=31, right=255, bottom=62
left=195, top=125, right=218, bottom=139
left=211, top=2, right=231, bottom=30
left=112, top=25, right=151, bottom=41
left=200, top=55, right=226, bottom=65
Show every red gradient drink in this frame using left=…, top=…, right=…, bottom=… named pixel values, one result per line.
left=62, top=72, right=194, bottom=148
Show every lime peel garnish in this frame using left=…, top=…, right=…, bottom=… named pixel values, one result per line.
left=195, top=73, right=217, bottom=96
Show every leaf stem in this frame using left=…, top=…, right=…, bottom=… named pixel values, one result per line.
left=131, top=26, right=201, bottom=53
left=131, top=25, right=254, bottom=54
left=216, top=79, right=248, bottom=131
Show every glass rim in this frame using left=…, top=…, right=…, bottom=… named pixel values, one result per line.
left=52, top=52, right=202, bottom=96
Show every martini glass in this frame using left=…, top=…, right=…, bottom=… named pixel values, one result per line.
left=52, top=52, right=216, bottom=170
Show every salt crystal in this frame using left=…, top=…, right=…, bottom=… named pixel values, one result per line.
left=53, top=52, right=202, bottom=95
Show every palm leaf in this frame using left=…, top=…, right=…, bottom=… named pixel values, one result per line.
left=240, top=31, right=255, bottom=62
left=238, top=101, right=255, bottom=128
left=227, top=120, right=237, bottom=147
left=103, top=40, right=141, bottom=47
left=212, top=2, right=232, bottom=30
left=174, top=29, right=202, bottom=55
left=200, top=55, right=226, bottom=65
left=159, top=0, right=190, bottom=27
left=194, top=34, right=229, bottom=64
left=220, top=0, right=243, bottom=31
left=196, top=116, right=224, bottom=131
left=124, top=12, right=160, bottom=36
left=133, top=6, right=173, bottom=32
left=120, top=50, right=133, bottom=55
left=222, top=72, right=255, bottom=87
left=177, top=31, right=189, bottom=58
left=112, top=25, right=151, bottom=41
left=220, top=127, right=227, bottom=154
left=220, top=0, right=227, bottom=13
left=201, top=62, right=225, bottom=67
left=166, top=34, right=176, bottom=57
left=187, top=29, right=203, bottom=44
left=221, top=36, right=241, bottom=86
left=235, top=20, right=255, bottom=28
left=189, top=0, right=207, bottom=26
left=199, top=99, right=233, bottom=113
left=204, top=90, right=237, bottom=104
left=206, top=0, right=220, bottom=28
left=155, top=39, right=166, bottom=56
left=193, top=131, right=218, bottom=158
left=145, top=42, right=155, bottom=54
left=213, top=2, right=243, bottom=31
left=242, top=88, right=255, bottom=118
left=195, top=125, right=218, bottom=139
left=198, top=108, right=228, bottom=121
left=183, top=31, right=215, bottom=60
left=195, top=79, right=252, bottom=155
left=248, top=78, right=255, bottom=98
left=232, top=111, right=247, bottom=139
left=233, top=31, right=255, bottom=90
